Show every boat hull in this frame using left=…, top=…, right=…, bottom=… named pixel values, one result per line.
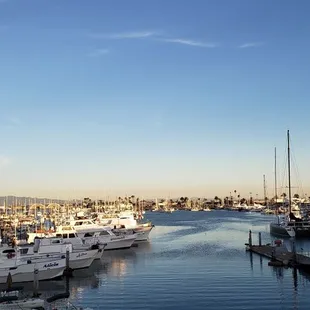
left=105, top=235, right=136, bottom=250
left=270, top=222, right=310, bottom=238
left=0, top=298, right=45, bottom=309
left=69, top=249, right=98, bottom=269
left=0, top=258, right=66, bottom=284
left=94, top=248, right=104, bottom=260
left=270, top=223, right=294, bottom=237
left=293, top=226, right=310, bottom=238
left=133, top=226, right=153, bottom=242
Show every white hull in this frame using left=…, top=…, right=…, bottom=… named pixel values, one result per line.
left=105, top=235, right=136, bottom=250
left=134, top=226, right=153, bottom=242
left=0, top=258, right=66, bottom=284
left=0, top=298, right=45, bottom=309
left=94, top=248, right=104, bottom=260
left=69, top=249, right=98, bottom=269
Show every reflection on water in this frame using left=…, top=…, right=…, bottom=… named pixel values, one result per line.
left=4, top=211, right=310, bottom=309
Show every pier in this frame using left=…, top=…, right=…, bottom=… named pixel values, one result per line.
left=245, top=230, right=310, bottom=271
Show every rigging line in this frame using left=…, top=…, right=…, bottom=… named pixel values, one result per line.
left=280, top=144, right=288, bottom=193
left=290, top=138, right=305, bottom=197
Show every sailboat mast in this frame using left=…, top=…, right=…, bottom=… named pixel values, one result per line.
left=287, top=130, right=292, bottom=214
left=274, top=147, right=277, bottom=200
left=263, top=174, right=267, bottom=206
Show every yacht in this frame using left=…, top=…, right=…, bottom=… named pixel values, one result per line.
left=0, top=246, right=66, bottom=283
left=96, top=211, right=154, bottom=242
left=2, top=237, right=100, bottom=270
left=28, top=237, right=100, bottom=269
left=60, top=219, right=137, bottom=250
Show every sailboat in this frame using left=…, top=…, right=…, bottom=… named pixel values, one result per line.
left=270, top=130, right=310, bottom=238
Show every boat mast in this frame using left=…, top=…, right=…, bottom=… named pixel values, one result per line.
left=287, top=130, right=292, bottom=214
left=274, top=147, right=277, bottom=201
left=263, top=174, right=267, bottom=207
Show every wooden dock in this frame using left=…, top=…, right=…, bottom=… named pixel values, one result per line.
left=245, top=230, right=310, bottom=271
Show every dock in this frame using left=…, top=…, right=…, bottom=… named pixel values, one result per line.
left=245, top=230, right=310, bottom=271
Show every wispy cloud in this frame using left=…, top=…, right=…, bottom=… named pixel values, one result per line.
left=0, top=155, right=11, bottom=169
left=162, top=38, right=217, bottom=48
left=88, top=48, right=109, bottom=57
left=90, top=31, right=158, bottom=40
left=7, top=116, right=21, bottom=125
left=238, top=42, right=264, bottom=48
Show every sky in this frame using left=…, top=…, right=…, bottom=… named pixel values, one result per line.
left=0, top=0, right=310, bottom=200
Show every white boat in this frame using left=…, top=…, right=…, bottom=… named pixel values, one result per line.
left=53, top=228, right=105, bottom=260
left=96, top=211, right=154, bottom=242
left=0, top=295, right=45, bottom=309
left=2, top=237, right=99, bottom=271
left=29, top=238, right=99, bottom=270
left=60, top=219, right=137, bottom=250
left=0, top=251, right=66, bottom=284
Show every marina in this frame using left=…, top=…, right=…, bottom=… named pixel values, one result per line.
left=0, top=210, right=310, bottom=309
left=1, top=0, right=308, bottom=308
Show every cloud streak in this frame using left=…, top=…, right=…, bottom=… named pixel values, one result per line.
left=238, top=42, right=264, bottom=48
left=162, top=38, right=217, bottom=48
left=89, top=48, right=109, bottom=57
left=90, top=31, right=158, bottom=40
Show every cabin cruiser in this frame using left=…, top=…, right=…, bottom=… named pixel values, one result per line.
left=60, top=219, right=137, bottom=250
left=0, top=245, right=66, bottom=283
left=29, top=237, right=101, bottom=269
left=93, top=211, right=154, bottom=242
left=1, top=237, right=100, bottom=270
left=26, top=231, right=105, bottom=260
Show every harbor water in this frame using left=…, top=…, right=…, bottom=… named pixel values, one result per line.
left=6, top=210, right=310, bottom=309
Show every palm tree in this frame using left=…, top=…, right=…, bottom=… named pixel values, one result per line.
left=281, top=193, right=287, bottom=199
left=249, top=196, right=253, bottom=205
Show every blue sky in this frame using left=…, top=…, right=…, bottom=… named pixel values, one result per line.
left=0, top=0, right=310, bottom=199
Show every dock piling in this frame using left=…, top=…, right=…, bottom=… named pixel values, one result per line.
left=292, top=240, right=297, bottom=263
left=248, top=230, right=252, bottom=247
left=258, top=232, right=262, bottom=246
left=33, top=267, right=39, bottom=297
left=63, top=249, right=73, bottom=277
left=66, top=249, right=69, bottom=270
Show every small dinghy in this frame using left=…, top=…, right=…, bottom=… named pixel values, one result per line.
left=0, top=286, right=45, bottom=309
